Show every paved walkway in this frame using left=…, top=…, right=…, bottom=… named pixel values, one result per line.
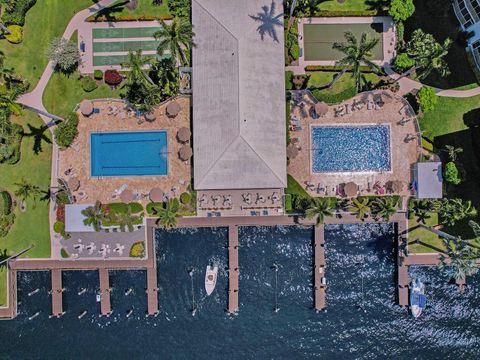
left=15, top=0, right=116, bottom=259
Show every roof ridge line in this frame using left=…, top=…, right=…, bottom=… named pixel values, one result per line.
left=238, top=134, right=286, bottom=186
left=193, top=0, right=238, bottom=40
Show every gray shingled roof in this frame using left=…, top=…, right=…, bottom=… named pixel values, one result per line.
left=192, top=0, right=287, bottom=190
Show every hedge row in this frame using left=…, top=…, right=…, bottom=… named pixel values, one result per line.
left=311, top=86, right=358, bottom=105
left=314, top=10, right=379, bottom=17
left=305, top=65, right=381, bottom=74
left=2, top=124, right=23, bottom=165
left=105, top=202, right=144, bottom=214
left=1, top=0, right=37, bottom=26
left=86, top=14, right=174, bottom=22
left=0, top=191, right=12, bottom=215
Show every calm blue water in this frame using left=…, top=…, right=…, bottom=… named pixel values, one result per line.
left=311, top=125, right=391, bottom=172
left=1, top=224, right=480, bottom=359
left=90, top=131, right=168, bottom=176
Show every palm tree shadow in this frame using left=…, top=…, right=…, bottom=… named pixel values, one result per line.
left=0, top=249, right=8, bottom=269
left=23, top=123, right=52, bottom=155
left=365, top=0, right=390, bottom=12
left=249, top=1, right=283, bottom=43
left=94, top=0, right=128, bottom=22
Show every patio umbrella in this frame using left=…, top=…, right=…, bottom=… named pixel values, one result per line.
left=179, top=145, right=193, bottom=160
left=314, top=102, right=328, bottom=117
left=79, top=100, right=93, bottom=116
left=286, top=144, right=299, bottom=159
left=144, top=112, right=156, bottom=122
left=177, top=127, right=191, bottom=143
left=166, top=101, right=181, bottom=117
left=149, top=187, right=163, bottom=202
left=68, top=177, right=80, bottom=192
left=343, top=182, right=358, bottom=197
left=120, top=189, right=134, bottom=203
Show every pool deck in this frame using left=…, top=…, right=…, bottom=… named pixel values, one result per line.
left=288, top=90, right=420, bottom=199
left=59, top=97, right=191, bottom=207
left=294, top=16, right=396, bottom=73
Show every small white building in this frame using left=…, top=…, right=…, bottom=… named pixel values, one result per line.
left=414, top=162, right=443, bottom=199
left=453, top=0, right=480, bottom=69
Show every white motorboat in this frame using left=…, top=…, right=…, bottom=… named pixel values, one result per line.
left=205, top=264, right=218, bottom=296
left=410, top=278, right=426, bottom=318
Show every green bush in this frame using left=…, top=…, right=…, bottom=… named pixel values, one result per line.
left=417, top=86, right=437, bottom=113
left=129, top=241, right=145, bottom=257
left=305, top=65, right=381, bottom=74
left=54, top=113, right=79, bottom=148
left=285, top=71, right=294, bottom=90
left=81, top=76, right=98, bottom=92
left=5, top=25, right=23, bottom=44
left=314, top=10, right=377, bottom=17
left=53, top=221, right=65, bottom=234
left=290, top=43, right=300, bottom=61
left=311, top=86, right=357, bottom=105
left=106, top=202, right=143, bottom=214
left=444, top=162, right=461, bottom=185
left=0, top=213, right=15, bottom=237
left=394, top=53, right=414, bottom=71
left=0, top=191, right=12, bottom=215
left=422, top=138, right=434, bottom=152
left=179, top=192, right=191, bottom=205
left=389, top=0, right=415, bottom=22
left=285, top=194, right=292, bottom=212
left=93, top=70, right=103, bottom=80
left=0, top=122, right=23, bottom=165
left=146, top=202, right=162, bottom=216
left=60, top=248, right=69, bottom=258
left=1, top=0, right=37, bottom=26
left=396, top=22, right=405, bottom=43
left=56, top=191, right=70, bottom=205
left=168, top=0, right=190, bottom=17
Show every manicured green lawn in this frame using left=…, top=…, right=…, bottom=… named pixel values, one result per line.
left=98, top=0, right=171, bottom=18
left=316, top=0, right=384, bottom=13
left=407, top=213, right=446, bottom=253
left=43, top=71, right=123, bottom=117
left=2, top=0, right=94, bottom=88
left=286, top=174, right=309, bottom=197
left=0, top=112, right=52, bottom=306
left=307, top=71, right=380, bottom=91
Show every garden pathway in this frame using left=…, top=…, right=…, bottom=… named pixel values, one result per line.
left=15, top=0, right=116, bottom=259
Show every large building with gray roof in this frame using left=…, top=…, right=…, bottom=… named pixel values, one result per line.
left=192, top=0, right=287, bottom=190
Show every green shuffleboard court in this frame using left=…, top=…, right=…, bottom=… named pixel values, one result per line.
left=93, top=40, right=160, bottom=53
left=93, top=53, right=169, bottom=66
left=304, top=23, right=384, bottom=61
left=92, top=27, right=161, bottom=39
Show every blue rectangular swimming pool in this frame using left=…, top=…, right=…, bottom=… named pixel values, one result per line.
left=311, top=125, right=391, bottom=173
left=90, top=131, right=168, bottom=176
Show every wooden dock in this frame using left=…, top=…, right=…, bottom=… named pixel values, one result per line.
left=99, top=268, right=111, bottom=316
left=228, top=225, right=239, bottom=314
left=51, top=269, right=64, bottom=317
left=146, top=267, right=158, bottom=315
left=314, top=225, right=326, bottom=312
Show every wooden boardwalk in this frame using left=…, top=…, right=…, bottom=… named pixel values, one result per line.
left=51, top=269, right=64, bottom=317
left=99, top=268, right=111, bottom=316
left=228, top=225, right=239, bottom=314
left=146, top=267, right=158, bottom=315
left=0, top=269, right=17, bottom=318
left=314, top=225, right=326, bottom=311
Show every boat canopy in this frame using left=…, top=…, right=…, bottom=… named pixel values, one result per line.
left=418, top=294, right=427, bottom=309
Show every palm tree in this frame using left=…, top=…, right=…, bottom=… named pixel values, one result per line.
left=439, top=239, right=479, bottom=282
left=116, top=206, right=141, bottom=232
left=81, top=201, right=105, bottom=232
left=154, top=18, right=195, bottom=66
left=371, top=196, right=398, bottom=221
left=0, top=92, right=21, bottom=115
left=329, top=31, right=380, bottom=91
left=348, top=197, right=371, bottom=219
left=443, top=145, right=463, bottom=162
left=305, top=198, right=333, bottom=226
left=439, top=198, right=477, bottom=226
left=153, top=198, right=180, bottom=229
left=14, top=178, right=42, bottom=208
left=414, top=38, right=452, bottom=80
left=122, top=50, right=154, bottom=87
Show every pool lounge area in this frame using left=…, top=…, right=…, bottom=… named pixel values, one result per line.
left=90, top=131, right=168, bottom=177
left=311, top=125, right=391, bottom=173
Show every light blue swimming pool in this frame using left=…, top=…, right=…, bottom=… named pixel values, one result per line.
left=311, top=125, right=391, bottom=173
left=90, top=131, right=168, bottom=176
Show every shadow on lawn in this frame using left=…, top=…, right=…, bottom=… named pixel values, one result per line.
left=23, top=123, right=52, bottom=155
left=404, top=0, right=478, bottom=89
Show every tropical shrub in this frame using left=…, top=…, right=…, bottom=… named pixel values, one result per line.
left=396, top=21, right=404, bottom=43
left=284, top=194, right=292, bottom=212
left=417, top=86, right=437, bottom=113
left=179, top=192, right=191, bottom=205
left=1, top=0, right=37, bottom=26
left=94, top=70, right=103, bottom=80
left=5, top=25, right=23, bottom=44
left=60, top=248, right=69, bottom=258
left=439, top=198, right=476, bottom=226
left=389, top=0, right=415, bottom=22
left=46, top=37, right=80, bottom=73
left=104, top=69, right=123, bottom=86
left=168, top=0, right=191, bottom=18
left=105, top=202, right=143, bottom=214
left=285, top=71, right=294, bottom=90
left=0, top=110, right=23, bottom=165
left=56, top=203, right=66, bottom=222
left=81, top=76, right=98, bottom=92
left=444, top=162, right=461, bottom=185
left=53, top=221, right=65, bottom=234
left=394, top=53, right=415, bottom=71
left=130, top=241, right=145, bottom=258
left=0, top=213, right=15, bottom=237
left=54, top=113, right=79, bottom=148
left=0, top=191, right=12, bottom=215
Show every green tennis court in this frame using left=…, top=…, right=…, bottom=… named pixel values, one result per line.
left=304, top=23, right=384, bottom=61
left=93, top=27, right=161, bottom=39
left=93, top=40, right=160, bottom=53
